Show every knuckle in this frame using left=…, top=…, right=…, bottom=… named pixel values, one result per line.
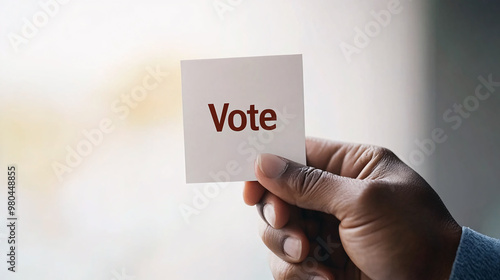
left=280, top=265, right=301, bottom=280
left=357, top=146, right=399, bottom=179
left=270, top=253, right=314, bottom=280
left=260, top=222, right=287, bottom=255
left=353, top=145, right=395, bottom=169
left=270, top=254, right=294, bottom=280
left=288, top=166, right=328, bottom=199
left=370, top=146, right=396, bottom=161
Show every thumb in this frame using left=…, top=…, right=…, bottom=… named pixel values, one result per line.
left=255, top=153, right=363, bottom=220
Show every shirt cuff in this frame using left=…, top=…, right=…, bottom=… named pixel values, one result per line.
left=450, top=226, right=500, bottom=280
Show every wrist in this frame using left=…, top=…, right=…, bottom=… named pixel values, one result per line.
left=431, top=223, right=462, bottom=280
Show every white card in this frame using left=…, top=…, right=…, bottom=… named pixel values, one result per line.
left=181, top=54, right=306, bottom=183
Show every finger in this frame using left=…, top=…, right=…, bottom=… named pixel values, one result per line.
left=256, top=192, right=291, bottom=229
left=307, top=234, right=346, bottom=270
left=243, top=181, right=266, bottom=206
left=259, top=218, right=309, bottom=263
left=269, top=252, right=334, bottom=280
left=305, top=137, right=397, bottom=180
left=247, top=138, right=395, bottom=207
left=255, top=153, right=364, bottom=220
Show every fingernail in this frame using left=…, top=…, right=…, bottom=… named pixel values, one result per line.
left=263, top=204, right=276, bottom=228
left=257, top=154, right=288, bottom=178
left=283, top=237, right=302, bottom=261
left=311, top=276, right=328, bottom=280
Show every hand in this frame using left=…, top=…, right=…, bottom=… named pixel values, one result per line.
left=244, top=138, right=462, bottom=280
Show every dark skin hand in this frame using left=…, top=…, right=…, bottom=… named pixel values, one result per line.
left=244, top=137, right=462, bottom=280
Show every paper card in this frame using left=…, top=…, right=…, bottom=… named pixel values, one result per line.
left=181, top=54, right=306, bottom=183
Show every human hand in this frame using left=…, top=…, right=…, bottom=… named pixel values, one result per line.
left=244, top=138, right=462, bottom=280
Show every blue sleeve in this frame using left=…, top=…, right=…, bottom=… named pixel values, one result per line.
left=450, top=227, right=500, bottom=280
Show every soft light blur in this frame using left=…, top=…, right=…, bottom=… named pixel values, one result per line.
left=0, top=1, right=498, bottom=279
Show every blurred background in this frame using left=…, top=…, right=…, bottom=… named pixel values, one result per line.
left=0, top=0, right=499, bottom=279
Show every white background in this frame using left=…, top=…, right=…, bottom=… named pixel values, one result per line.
left=1, top=0, right=499, bottom=279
